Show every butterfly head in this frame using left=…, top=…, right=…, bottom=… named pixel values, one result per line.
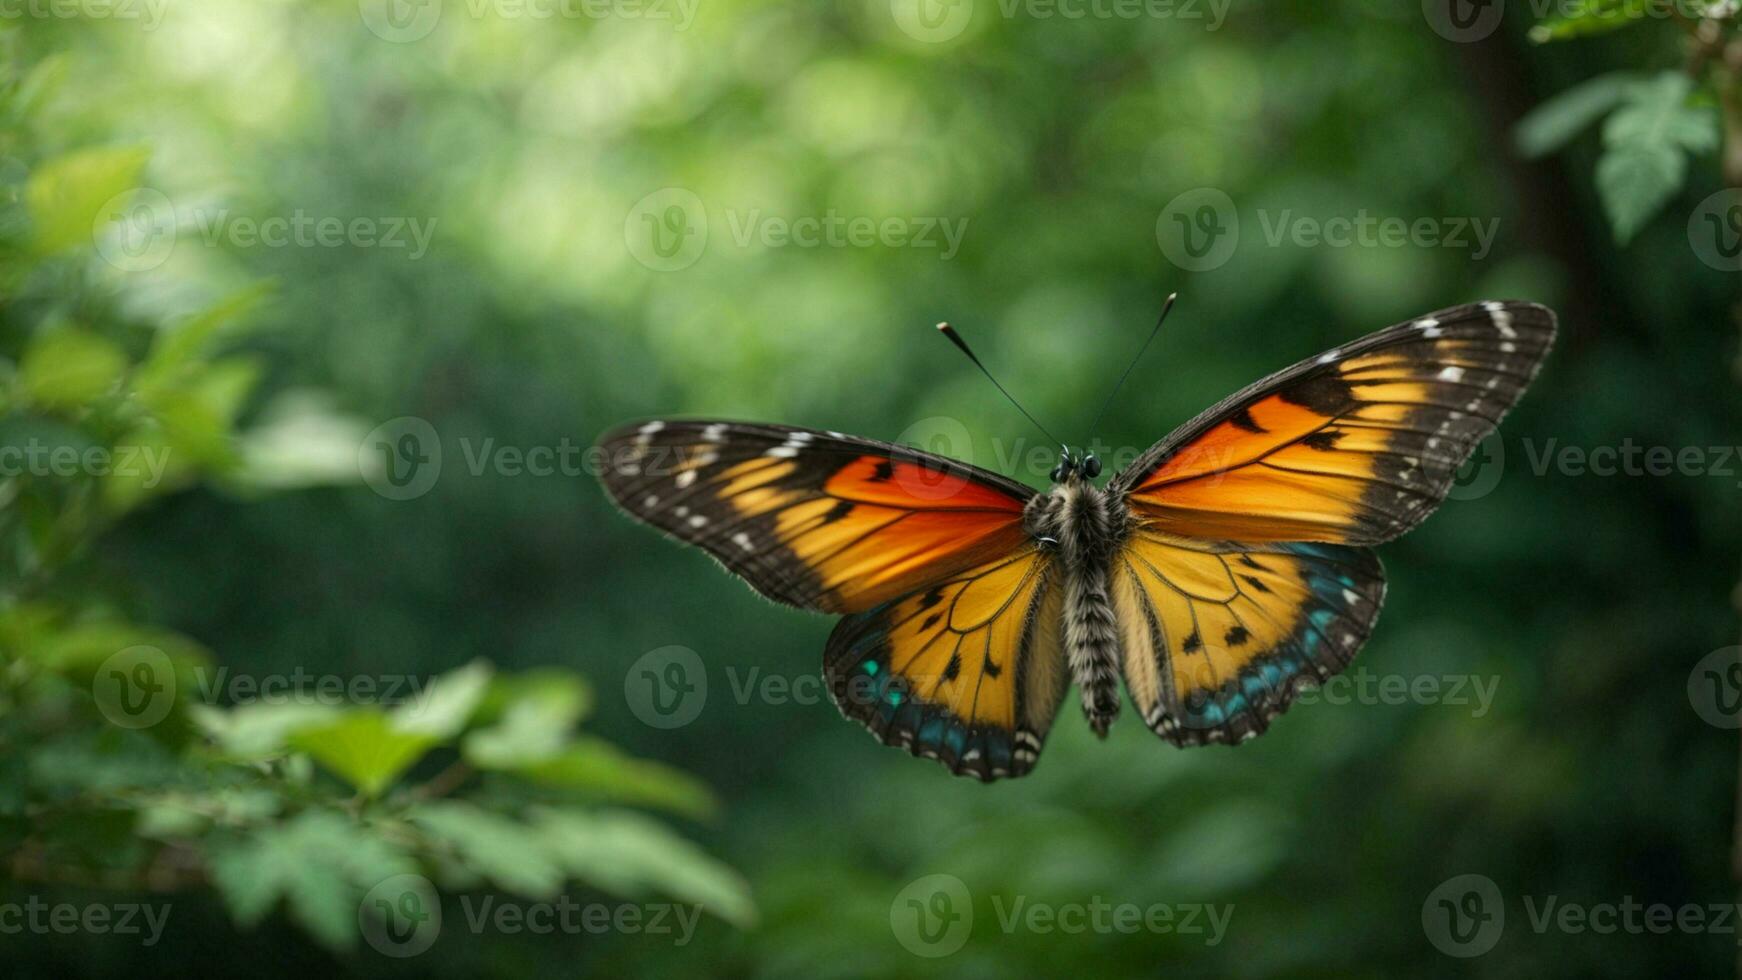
left=1050, top=449, right=1102, bottom=484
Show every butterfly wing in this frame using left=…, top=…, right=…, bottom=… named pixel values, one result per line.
left=823, top=548, right=1067, bottom=781
left=1111, top=531, right=1384, bottom=745
left=596, top=421, right=1037, bottom=614
left=1109, top=301, right=1554, bottom=744
left=1107, top=301, right=1556, bottom=545
left=598, top=420, right=1065, bottom=780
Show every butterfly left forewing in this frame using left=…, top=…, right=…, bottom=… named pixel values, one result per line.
left=596, top=421, right=1037, bottom=613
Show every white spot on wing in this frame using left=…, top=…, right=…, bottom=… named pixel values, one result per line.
left=1484, top=302, right=1518, bottom=338
left=1438, top=366, right=1465, bottom=383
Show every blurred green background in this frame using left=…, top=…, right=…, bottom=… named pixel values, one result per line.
left=4, top=0, right=1742, bottom=976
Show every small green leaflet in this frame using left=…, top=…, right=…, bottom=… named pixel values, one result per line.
left=1596, top=73, right=1718, bottom=244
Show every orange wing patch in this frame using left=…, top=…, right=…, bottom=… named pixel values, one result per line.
left=1115, top=301, right=1556, bottom=545
left=597, top=422, right=1036, bottom=614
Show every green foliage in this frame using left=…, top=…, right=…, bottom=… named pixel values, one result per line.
left=23, top=145, right=149, bottom=255
left=1516, top=72, right=1645, bottom=159
left=1596, top=74, right=1719, bottom=243
left=0, top=41, right=752, bottom=957
left=208, top=811, right=418, bottom=948
left=1529, top=0, right=1678, bottom=42
left=1523, top=7, right=1731, bottom=244
left=1517, top=69, right=1719, bottom=244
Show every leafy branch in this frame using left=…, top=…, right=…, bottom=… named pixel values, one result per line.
left=0, top=48, right=753, bottom=955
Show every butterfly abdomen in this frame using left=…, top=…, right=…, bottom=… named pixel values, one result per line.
left=1042, top=481, right=1125, bottom=738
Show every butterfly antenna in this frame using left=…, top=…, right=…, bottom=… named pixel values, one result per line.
left=1086, top=292, right=1177, bottom=439
left=935, top=322, right=1066, bottom=453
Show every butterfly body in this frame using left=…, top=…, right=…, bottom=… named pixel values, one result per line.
left=597, top=301, right=1557, bottom=781
left=1026, top=472, right=1127, bottom=738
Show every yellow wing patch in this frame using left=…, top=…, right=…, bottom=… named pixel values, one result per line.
left=823, top=550, right=1068, bottom=781
left=1113, top=530, right=1385, bottom=746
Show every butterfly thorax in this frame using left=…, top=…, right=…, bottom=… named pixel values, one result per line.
left=1026, top=478, right=1128, bottom=738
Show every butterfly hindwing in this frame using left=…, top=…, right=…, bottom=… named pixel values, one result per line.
left=822, top=549, right=1068, bottom=781
left=596, top=421, right=1037, bottom=614
left=1112, top=530, right=1385, bottom=745
left=1109, top=301, right=1556, bottom=545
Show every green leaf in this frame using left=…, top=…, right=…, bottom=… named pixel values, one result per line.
left=11, top=54, right=68, bottom=120
left=139, top=387, right=235, bottom=469
left=209, top=810, right=417, bottom=950
left=25, top=145, right=150, bottom=254
left=135, top=802, right=209, bottom=840
left=1596, top=141, right=1683, bottom=244
left=232, top=390, right=372, bottom=491
left=1514, top=72, right=1641, bottom=158
left=1594, top=73, right=1719, bottom=244
left=394, top=660, right=492, bottom=738
left=411, top=801, right=565, bottom=897
left=101, top=424, right=184, bottom=514
left=1528, top=0, right=1658, bottom=42
left=463, top=674, right=592, bottom=769
left=1604, top=76, right=1718, bottom=153
left=27, top=622, right=208, bottom=674
left=288, top=710, right=439, bottom=798
left=182, top=358, right=262, bottom=428
left=18, top=327, right=128, bottom=409
left=536, top=808, right=756, bottom=927
left=194, top=701, right=341, bottom=759
left=472, top=670, right=593, bottom=727
left=514, top=738, right=717, bottom=819
left=138, top=280, right=276, bottom=391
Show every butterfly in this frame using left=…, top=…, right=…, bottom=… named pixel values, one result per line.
left=595, top=300, right=1555, bottom=781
